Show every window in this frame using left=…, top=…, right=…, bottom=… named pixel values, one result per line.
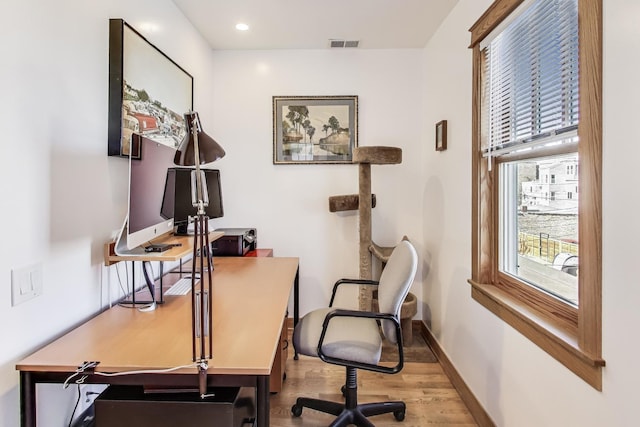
left=502, top=155, right=577, bottom=303
left=469, top=0, right=603, bottom=389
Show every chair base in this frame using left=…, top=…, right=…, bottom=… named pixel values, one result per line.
left=292, top=397, right=406, bottom=426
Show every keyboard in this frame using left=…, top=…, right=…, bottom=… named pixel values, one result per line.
left=164, top=275, right=200, bottom=296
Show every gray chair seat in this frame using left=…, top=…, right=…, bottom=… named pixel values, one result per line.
left=293, top=307, right=382, bottom=366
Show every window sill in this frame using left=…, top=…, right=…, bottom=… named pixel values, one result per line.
left=468, top=279, right=604, bottom=390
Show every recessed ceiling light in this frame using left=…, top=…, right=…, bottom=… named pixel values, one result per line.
left=139, top=22, right=160, bottom=33
left=235, top=23, right=249, bottom=31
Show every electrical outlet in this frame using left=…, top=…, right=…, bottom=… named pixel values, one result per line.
left=11, top=263, right=43, bottom=306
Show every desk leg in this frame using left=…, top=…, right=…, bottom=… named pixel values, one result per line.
left=159, top=261, right=164, bottom=304
left=294, top=267, right=299, bottom=327
left=130, top=261, right=136, bottom=305
left=256, top=375, right=270, bottom=427
left=294, top=267, right=299, bottom=360
left=20, top=371, right=35, bottom=427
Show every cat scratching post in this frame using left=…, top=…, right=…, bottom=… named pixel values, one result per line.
left=329, top=146, right=402, bottom=310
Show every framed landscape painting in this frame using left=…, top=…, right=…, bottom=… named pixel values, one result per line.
left=273, top=96, right=358, bottom=164
left=108, top=19, right=193, bottom=158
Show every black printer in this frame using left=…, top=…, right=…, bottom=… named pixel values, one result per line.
left=212, top=228, right=257, bottom=256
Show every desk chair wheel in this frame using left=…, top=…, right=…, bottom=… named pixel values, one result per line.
left=341, top=385, right=346, bottom=397
left=394, top=410, right=406, bottom=421
left=291, top=403, right=303, bottom=417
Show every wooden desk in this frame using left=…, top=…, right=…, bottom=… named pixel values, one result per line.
left=17, top=256, right=299, bottom=427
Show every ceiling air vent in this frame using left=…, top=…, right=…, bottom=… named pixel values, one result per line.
left=329, top=39, right=360, bottom=48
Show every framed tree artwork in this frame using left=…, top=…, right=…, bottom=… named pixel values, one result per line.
left=273, top=96, right=358, bottom=164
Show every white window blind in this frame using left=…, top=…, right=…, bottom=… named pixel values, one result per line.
left=482, top=0, right=579, bottom=158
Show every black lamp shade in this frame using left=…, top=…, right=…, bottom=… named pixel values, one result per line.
left=174, top=111, right=225, bottom=166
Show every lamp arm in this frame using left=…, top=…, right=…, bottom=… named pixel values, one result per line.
left=191, top=116, right=206, bottom=215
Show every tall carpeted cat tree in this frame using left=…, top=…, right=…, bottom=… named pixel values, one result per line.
left=329, top=145, right=417, bottom=344
left=329, top=146, right=402, bottom=311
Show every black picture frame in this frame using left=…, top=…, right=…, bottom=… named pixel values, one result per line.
left=108, top=19, right=193, bottom=158
left=273, top=96, right=358, bottom=164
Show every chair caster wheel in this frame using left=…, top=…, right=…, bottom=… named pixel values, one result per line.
left=291, top=404, right=303, bottom=417
left=394, top=410, right=405, bottom=421
left=341, top=385, right=346, bottom=397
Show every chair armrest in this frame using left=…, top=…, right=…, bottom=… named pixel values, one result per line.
left=317, top=308, right=404, bottom=375
left=329, top=279, right=379, bottom=307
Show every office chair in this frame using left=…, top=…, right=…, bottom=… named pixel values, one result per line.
left=291, top=240, right=418, bottom=426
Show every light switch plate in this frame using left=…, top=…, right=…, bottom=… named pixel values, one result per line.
left=11, top=263, right=43, bottom=306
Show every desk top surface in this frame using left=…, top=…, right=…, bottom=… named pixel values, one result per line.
left=17, top=257, right=298, bottom=377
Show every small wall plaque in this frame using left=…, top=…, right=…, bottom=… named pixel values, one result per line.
left=435, top=120, right=447, bottom=152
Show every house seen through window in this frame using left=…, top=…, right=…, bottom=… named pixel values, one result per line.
left=502, top=154, right=579, bottom=305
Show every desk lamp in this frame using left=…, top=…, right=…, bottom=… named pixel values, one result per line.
left=174, top=111, right=225, bottom=396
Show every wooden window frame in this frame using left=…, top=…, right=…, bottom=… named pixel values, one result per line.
left=468, top=0, right=604, bottom=390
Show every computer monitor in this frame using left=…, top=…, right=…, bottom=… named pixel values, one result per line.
left=161, top=168, right=224, bottom=235
left=115, top=137, right=176, bottom=255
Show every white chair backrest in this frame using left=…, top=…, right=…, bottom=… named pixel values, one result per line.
left=376, top=240, right=418, bottom=344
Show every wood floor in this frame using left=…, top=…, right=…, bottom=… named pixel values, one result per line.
left=270, top=339, right=478, bottom=426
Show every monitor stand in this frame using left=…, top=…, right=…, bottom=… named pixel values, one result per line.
left=179, top=218, right=215, bottom=236
left=114, top=218, right=157, bottom=310
left=173, top=221, right=190, bottom=236
left=114, top=218, right=148, bottom=256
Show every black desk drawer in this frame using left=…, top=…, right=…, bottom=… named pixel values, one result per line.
left=95, top=386, right=255, bottom=427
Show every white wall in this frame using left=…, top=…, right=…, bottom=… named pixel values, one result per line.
left=0, top=1, right=215, bottom=425
left=422, top=0, right=640, bottom=426
left=209, top=49, right=425, bottom=316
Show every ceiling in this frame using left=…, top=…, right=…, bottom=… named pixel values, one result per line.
left=172, top=0, right=460, bottom=50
